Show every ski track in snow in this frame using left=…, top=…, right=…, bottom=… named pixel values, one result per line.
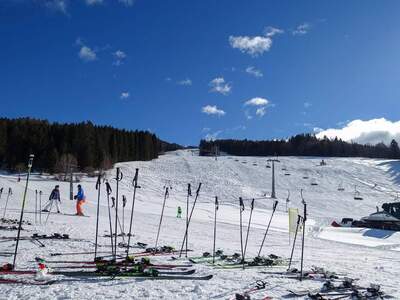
left=0, top=150, right=399, bottom=299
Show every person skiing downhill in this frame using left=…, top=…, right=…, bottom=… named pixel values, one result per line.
left=42, top=185, right=61, bottom=213
left=74, top=184, right=86, bottom=216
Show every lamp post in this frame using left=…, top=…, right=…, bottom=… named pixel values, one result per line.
left=268, top=158, right=280, bottom=199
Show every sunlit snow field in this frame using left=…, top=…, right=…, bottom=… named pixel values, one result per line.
left=0, top=150, right=399, bottom=299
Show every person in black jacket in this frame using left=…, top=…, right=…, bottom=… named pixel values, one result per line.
left=42, top=185, right=61, bottom=213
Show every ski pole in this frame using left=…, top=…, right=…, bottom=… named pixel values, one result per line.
left=288, top=214, right=302, bottom=271
left=35, top=190, right=38, bottom=224
left=44, top=199, right=53, bottom=226
left=2, top=188, right=12, bottom=219
left=125, top=168, right=140, bottom=261
left=179, top=183, right=201, bottom=257
left=243, top=199, right=254, bottom=262
left=94, top=174, right=102, bottom=260
left=185, top=183, right=191, bottom=257
left=12, top=154, right=34, bottom=269
left=39, top=191, right=42, bottom=224
left=154, top=186, right=169, bottom=251
left=112, top=198, right=126, bottom=241
left=122, top=195, right=127, bottom=235
left=0, top=187, right=3, bottom=202
left=257, top=200, right=278, bottom=257
left=105, top=181, right=114, bottom=256
left=239, top=197, right=245, bottom=269
left=114, top=167, right=123, bottom=260
left=300, top=190, right=307, bottom=281
left=212, top=196, right=218, bottom=264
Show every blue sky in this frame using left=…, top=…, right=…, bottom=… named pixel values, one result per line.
left=1, top=0, right=400, bottom=146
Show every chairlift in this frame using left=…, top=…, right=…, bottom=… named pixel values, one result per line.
left=252, top=163, right=258, bottom=166
left=242, top=161, right=247, bottom=164
left=311, top=179, right=318, bottom=186
left=338, top=182, right=345, bottom=191
left=266, top=163, right=271, bottom=169
left=353, top=185, right=363, bottom=200
left=302, top=173, right=309, bottom=179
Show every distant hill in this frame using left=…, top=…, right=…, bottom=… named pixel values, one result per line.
left=0, top=117, right=182, bottom=173
left=199, top=134, right=400, bottom=159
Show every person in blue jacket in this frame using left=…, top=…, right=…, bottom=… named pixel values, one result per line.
left=74, top=184, right=86, bottom=216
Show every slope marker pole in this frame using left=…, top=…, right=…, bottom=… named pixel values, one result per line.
left=12, top=154, right=34, bottom=269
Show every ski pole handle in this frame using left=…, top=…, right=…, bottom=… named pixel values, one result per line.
left=273, top=200, right=278, bottom=211
left=187, top=183, right=191, bottom=197
left=116, top=168, right=123, bottom=181
left=96, top=175, right=101, bottom=190
left=250, top=199, right=254, bottom=210
left=164, top=187, right=169, bottom=198
left=196, top=183, right=202, bottom=196
left=132, top=169, right=139, bottom=186
left=106, top=182, right=112, bottom=195
left=28, top=154, right=34, bottom=168
left=239, top=197, right=245, bottom=211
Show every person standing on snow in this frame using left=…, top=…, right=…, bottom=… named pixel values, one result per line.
left=177, top=206, right=182, bottom=218
left=42, top=185, right=61, bottom=213
left=74, top=184, right=86, bottom=216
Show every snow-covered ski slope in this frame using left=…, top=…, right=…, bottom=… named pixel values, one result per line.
left=0, top=149, right=400, bottom=299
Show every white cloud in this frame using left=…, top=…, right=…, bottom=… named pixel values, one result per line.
left=304, top=101, right=312, bottom=108
left=316, top=118, right=400, bottom=145
left=245, top=66, right=263, bottom=78
left=264, top=26, right=284, bottom=37
left=229, top=35, right=272, bottom=57
left=256, top=107, right=266, bottom=117
left=313, top=127, right=324, bottom=133
left=244, top=97, right=270, bottom=119
left=44, top=0, right=68, bottom=14
left=209, top=77, right=231, bottom=95
left=202, top=105, right=226, bottom=116
left=79, top=46, right=97, bottom=62
left=119, top=0, right=135, bottom=6
left=113, top=50, right=127, bottom=66
left=85, top=0, right=103, bottom=5
left=244, top=97, right=269, bottom=106
left=293, top=23, right=311, bottom=36
left=205, top=130, right=223, bottom=141
left=120, top=92, right=130, bottom=99
left=177, top=79, right=192, bottom=86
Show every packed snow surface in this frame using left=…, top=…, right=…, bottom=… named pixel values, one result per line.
left=0, top=150, right=400, bottom=299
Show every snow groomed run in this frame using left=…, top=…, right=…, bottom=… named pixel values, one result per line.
left=0, top=150, right=399, bottom=299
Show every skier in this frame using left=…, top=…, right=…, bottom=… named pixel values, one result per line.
left=177, top=206, right=182, bottom=218
left=74, top=184, right=86, bottom=216
left=42, top=185, right=61, bottom=213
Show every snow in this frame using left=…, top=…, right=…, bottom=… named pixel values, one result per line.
left=0, top=150, right=400, bottom=299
